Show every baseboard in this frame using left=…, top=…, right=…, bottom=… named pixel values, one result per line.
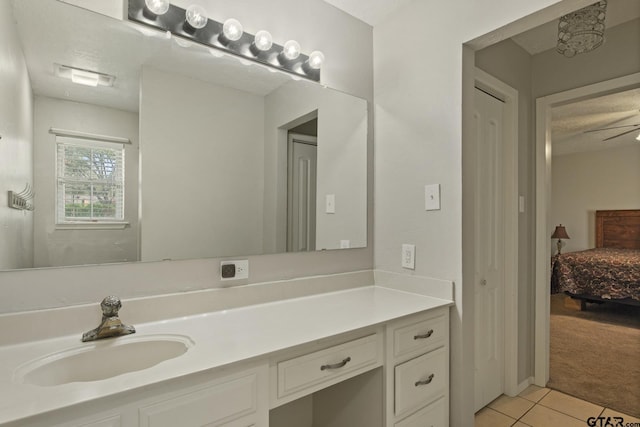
left=517, top=377, right=534, bottom=394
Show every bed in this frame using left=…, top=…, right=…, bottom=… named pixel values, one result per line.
left=551, top=209, right=640, bottom=308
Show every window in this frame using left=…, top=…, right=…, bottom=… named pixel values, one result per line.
left=56, top=136, right=125, bottom=223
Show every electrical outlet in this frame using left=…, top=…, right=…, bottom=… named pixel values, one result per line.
left=340, top=240, right=350, bottom=248
left=220, top=260, right=249, bottom=280
left=402, top=244, right=415, bottom=270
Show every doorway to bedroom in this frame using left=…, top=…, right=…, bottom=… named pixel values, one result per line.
left=543, top=82, right=640, bottom=418
left=466, top=0, right=640, bottom=423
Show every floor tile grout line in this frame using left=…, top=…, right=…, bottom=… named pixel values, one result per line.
left=535, top=401, right=601, bottom=424
left=515, top=400, right=538, bottom=424
left=519, top=386, right=551, bottom=404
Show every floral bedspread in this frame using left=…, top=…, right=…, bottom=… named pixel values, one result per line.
left=551, top=248, right=640, bottom=301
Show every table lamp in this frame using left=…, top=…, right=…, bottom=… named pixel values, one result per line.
left=551, top=225, right=570, bottom=255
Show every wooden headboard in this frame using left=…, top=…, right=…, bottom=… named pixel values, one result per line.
left=596, top=210, right=640, bottom=249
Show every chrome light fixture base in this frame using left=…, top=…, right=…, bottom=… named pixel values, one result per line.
left=128, top=0, right=321, bottom=82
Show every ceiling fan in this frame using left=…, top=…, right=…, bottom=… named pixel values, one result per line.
left=584, top=123, right=640, bottom=141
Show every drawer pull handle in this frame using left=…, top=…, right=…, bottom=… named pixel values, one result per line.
left=414, top=329, right=434, bottom=340
left=320, top=357, right=352, bottom=371
left=415, top=374, right=435, bottom=387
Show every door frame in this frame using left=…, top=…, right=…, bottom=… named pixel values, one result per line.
left=473, top=68, right=520, bottom=397
left=533, top=71, right=640, bottom=386
left=286, top=133, right=318, bottom=252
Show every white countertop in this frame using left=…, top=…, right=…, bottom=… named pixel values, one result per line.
left=0, top=286, right=452, bottom=425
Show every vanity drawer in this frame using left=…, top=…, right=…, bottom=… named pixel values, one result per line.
left=139, top=372, right=259, bottom=427
left=395, top=396, right=446, bottom=427
left=394, top=347, right=446, bottom=417
left=393, top=313, right=446, bottom=359
left=277, top=334, right=381, bottom=399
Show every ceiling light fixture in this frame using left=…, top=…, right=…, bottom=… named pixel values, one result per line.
left=55, top=64, right=115, bottom=87
left=636, top=132, right=640, bottom=142
left=557, top=0, right=607, bottom=58
left=127, top=0, right=322, bottom=82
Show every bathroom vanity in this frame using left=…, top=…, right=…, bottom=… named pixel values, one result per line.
left=0, top=286, right=452, bottom=427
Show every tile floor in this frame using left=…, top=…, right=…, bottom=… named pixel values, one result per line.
left=475, top=385, right=640, bottom=427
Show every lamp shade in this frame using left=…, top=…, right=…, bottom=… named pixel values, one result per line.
left=551, top=225, right=570, bottom=239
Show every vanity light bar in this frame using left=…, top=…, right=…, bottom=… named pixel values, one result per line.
left=127, top=0, right=322, bottom=82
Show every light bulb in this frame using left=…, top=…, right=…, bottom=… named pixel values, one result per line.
left=636, top=132, right=640, bottom=141
left=144, top=0, right=170, bottom=15
left=185, top=5, right=208, bottom=29
left=222, top=18, right=243, bottom=41
left=254, top=30, right=273, bottom=51
left=282, top=40, right=301, bottom=60
left=70, top=69, right=99, bottom=87
left=308, top=51, right=325, bottom=69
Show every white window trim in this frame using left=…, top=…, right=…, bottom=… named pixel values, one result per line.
left=55, top=134, right=126, bottom=226
left=55, top=221, right=129, bottom=230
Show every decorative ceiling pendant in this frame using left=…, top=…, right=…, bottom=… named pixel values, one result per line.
left=557, top=0, right=607, bottom=58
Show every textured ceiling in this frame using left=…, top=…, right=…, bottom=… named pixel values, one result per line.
left=551, top=88, right=640, bottom=156
left=12, top=0, right=294, bottom=113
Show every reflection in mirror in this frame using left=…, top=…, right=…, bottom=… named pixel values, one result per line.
left=0, top=0, right=367, bottom=271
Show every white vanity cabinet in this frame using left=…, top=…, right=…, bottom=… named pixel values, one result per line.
left=0, top=287, right=452, bottom=427
left=385, top=307, right=449, bottom=427
left=37, top=364, right=269, bottom=427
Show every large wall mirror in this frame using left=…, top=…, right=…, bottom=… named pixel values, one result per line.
left=1, top=0, right=367, bottom=270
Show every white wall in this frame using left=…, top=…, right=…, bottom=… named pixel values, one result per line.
left=552, top=145, right=640, bottom=252
left=0, top=1, right=33, bottom=270
left=475, top=38, right=536, bottom=385
left=140, top=67, right=265, bottom=261
left=263, top=81, right=367, bottom=252
left=373, top=1, right=597, bottom=425
left=32, top=96, right=139, bottom=267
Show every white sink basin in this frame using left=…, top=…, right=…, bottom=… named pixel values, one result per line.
left=15, top=334, right=193, bottom=386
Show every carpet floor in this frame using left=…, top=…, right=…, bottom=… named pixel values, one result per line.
left=548, top=293, right=640, bottom=417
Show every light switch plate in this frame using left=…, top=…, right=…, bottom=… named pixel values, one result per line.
left=402, top=244, right=415, bottom=270
left=519, top=196, right=525, bottom=213
left=326, top=194, right=335, bottom=214
left=425, top=184, right=441, bottom=211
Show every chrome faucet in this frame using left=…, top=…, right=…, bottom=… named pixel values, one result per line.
left=82, top=296, right=136, bottom=342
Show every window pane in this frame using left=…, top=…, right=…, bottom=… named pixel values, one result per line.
left=92, top=148, right=121, bottom=183
left=92, top=184, right=119, bottom=218
left=63, top=146, right=92, bottom=179
left=57, top=139, right=125, bottom=222
left=63, top=183, right=92, bottom=218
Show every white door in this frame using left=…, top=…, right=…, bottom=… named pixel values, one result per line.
left=287, top=134, right=317, bottom=252
left=473, top=88, right=506, bottom=411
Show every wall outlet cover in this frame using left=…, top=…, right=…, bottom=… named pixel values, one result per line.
left=220, top=260, right=249, bottom=280
left=402, top=244, right=416, bottom=270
